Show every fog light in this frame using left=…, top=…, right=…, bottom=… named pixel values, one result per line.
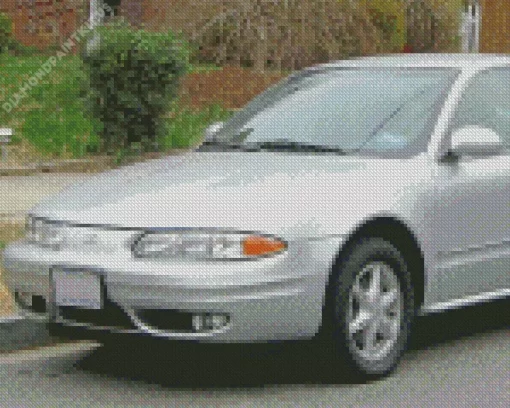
left=14, top=291, right=47, bottom=313
left=15, top=291, right=33, bottom=308
left=192, top=313, right=229, bottom=332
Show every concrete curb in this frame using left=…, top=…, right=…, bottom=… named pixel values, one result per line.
left=0, top=150, right=190, bottom=177
left=0, top=166, right=38, bottom=177
left=0, top=152, right=183, bottom=177
left=0, top=157, right=115, bottom=176
left=0, top=313, right=55, bottom=353
left=0, top=213, right=25, bottom=223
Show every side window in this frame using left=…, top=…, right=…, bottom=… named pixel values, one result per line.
left=451, top=68, right=510, bottom=149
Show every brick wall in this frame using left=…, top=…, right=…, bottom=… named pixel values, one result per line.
left=479, top=0, right=510, bottom=53
left=0, top=0, right=16, bottom=13
left=1, top=0, right=86, bottom=49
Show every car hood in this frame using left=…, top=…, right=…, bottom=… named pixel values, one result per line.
left=32, top=152, right=423, bottom=238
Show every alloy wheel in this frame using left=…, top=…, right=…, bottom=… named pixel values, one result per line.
left=347, top=261, right=403, bottom=362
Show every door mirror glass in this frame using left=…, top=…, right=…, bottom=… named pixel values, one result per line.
left=449, top=126, right=505, bottom=157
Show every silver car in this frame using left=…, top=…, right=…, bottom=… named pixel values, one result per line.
left=2, top=54, right=509, bottom=380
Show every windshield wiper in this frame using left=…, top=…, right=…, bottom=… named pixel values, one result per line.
left=197, top=140, right=248, bottom=151
left=198, top=139, right=348, bottom=154
left=240, top=139, right=348, bottom=154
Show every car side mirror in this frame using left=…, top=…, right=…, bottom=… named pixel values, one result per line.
left=203, top=121, right=225, bottom=143
left=448, top=126, right=505, bottom=157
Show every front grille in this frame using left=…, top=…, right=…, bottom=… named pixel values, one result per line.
left=136, top=309, right=194, bottom=332
left=58, top=296, right=136, bottom=330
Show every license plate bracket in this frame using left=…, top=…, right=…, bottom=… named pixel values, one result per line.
left=51, top=268, right=103, bottom=310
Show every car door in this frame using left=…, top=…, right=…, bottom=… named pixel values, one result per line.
left=428, top=67, right=510, bottom=304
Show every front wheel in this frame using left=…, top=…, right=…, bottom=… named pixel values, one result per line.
left=326, top=237, right=415, bottom=380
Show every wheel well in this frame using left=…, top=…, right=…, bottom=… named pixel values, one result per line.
left=326, top=217, right=425, bottom=313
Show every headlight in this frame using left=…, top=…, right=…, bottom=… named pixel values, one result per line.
left=25, top=216, right=135, bottom=252
left=26, top=216, right=64, bottom=248
left=132, top=231, right=287, bottom=260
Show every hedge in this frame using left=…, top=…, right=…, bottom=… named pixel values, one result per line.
left=81, top=20, right=190, bottom=152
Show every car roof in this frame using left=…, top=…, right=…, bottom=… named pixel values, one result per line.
left=308, top=53, right=510, bottom=71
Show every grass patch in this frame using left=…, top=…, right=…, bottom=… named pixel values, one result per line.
left=0, top=222, right=25, bottom=244
left=161, top=103, right=233, bottom=149
left=22, top=107, right=99, bottom=158
left=1, top=54, right=236, bottom=160
left=98, top=102, right=234, bottom=165
left=1, top=54, right=100, bottom=158
left=189, top=63, right=222, bottom=73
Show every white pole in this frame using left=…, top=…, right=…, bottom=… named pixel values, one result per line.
left=460, top=7, right=469, bottom=53
left=90, top=0, right=105, bottom=29
left=0, top=128, right=13, bottom=163
left=87, top=0, right=103, bottom=53
left=473, top=0, right=480, bottom=53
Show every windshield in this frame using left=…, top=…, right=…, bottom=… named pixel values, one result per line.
left=204, top=68, right=458, bottom=157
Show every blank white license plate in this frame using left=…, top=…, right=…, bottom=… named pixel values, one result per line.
left=53, top=270, right=102, bottom=309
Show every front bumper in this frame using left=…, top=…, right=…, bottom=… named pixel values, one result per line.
left=2, top=236, right=343, bottom=342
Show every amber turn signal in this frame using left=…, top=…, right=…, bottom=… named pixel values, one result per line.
left=242, top=235, right=286, bottom=257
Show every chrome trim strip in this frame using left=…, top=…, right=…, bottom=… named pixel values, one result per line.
left=8, top=309, right=49, bottom=322
left=420, top=288, right=510, bottom=315
left=436, top=239, right=510, bottom=259
left=53, top=319, right=141, bottom=335
left=55, top=318, right=228, bottom=338
left=127, top=307, right=230, bottom=337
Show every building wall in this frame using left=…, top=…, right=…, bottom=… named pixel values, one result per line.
left=2, top=0, right=510, bottom=53
left=479, top=0, right=510, bottom=53
left=2, top=0, right=242, bottom=49
left=0, top=3, right=12, bottom=13
left=117, top=0, right=142, bottom=28
left=1, top=0, right=86, bottom=49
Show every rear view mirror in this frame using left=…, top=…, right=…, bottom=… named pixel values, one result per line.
left=449, top=126, right=505, bottom=157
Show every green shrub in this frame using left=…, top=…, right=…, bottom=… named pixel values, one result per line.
left=364, top=0, right=407, bottom=53
left=192, top=0, right=383, bottom=71
left=0, top=12, right=12, bottom=54
left=81, top=21, right=190, bottom=153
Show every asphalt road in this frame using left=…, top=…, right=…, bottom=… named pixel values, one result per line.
left=0, top=299, right=508, bottom=407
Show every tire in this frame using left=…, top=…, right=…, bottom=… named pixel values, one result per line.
left=325, top=237, right=415, bottom=381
